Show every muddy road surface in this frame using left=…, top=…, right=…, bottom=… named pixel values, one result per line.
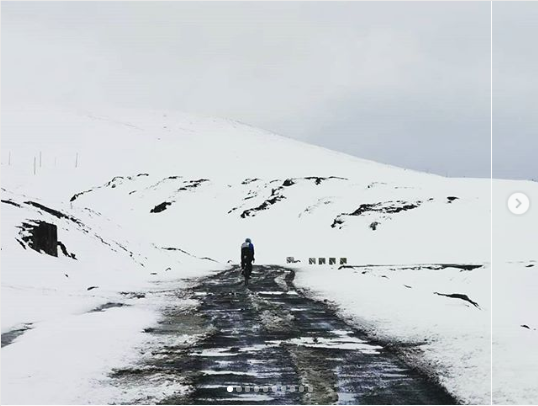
left=114, top=266, right=457, bottom=405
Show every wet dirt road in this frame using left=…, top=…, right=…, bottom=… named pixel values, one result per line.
left=117, top=266, right=457, bottom=405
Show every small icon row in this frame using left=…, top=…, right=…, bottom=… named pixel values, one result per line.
left=227, top=385, right=313, bottom=393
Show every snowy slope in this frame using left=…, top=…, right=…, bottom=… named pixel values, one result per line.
left=1, top=186, right=220, bottom=404
left=2, top=105, right=537, bottom=404
left=2, top=105, right=494, bottom=265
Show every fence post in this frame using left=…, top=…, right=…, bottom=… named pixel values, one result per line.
left=33, top=157, right=37, bottom=175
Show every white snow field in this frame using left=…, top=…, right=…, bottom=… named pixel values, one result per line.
left=1, top=105, right=537, bottom=404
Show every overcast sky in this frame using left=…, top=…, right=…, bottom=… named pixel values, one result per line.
left=1, top=2, right=535, bottom=179
left=493, top=2, right=538, bottom=181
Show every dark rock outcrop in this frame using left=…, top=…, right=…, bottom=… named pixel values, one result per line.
left=150, top=201, right=172, bottom=213
left=20, top=221, right=58, bottom=257
left=370, top=221, right=380, bottom=231
left=1, top=199, right=21, bottom=208
left=57, top=241, right=77, bottom=259
left=433, top=292, right=480, bottom=308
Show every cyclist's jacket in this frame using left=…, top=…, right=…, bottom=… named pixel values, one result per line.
left=241, top=241, right=255, bottom=263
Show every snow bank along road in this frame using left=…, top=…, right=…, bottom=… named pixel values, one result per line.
left=112, top=266, right=457, bottom=405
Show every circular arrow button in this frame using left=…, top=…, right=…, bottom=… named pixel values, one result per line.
left=508, top=192, right=530, bottom=215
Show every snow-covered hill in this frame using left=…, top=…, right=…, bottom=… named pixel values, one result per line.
left=2, top=105, right=495, bottom=264
left=1, top=106, right=537, bottom=404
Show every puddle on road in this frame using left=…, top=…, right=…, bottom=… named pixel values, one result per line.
left=336, top=391, right=356, bottom=405
left=201, top=370, right=257, bottom=376
left=267, top=335, right=382, bottom=354
left=257, top=290, right=299, bottom=296
left=193, top=348, right=240, bottom=357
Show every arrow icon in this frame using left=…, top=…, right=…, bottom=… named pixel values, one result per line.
left=508, top=193, right=530, bottom=215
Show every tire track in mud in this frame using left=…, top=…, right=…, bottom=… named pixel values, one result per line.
left=116, top=266, right=457, bottom=405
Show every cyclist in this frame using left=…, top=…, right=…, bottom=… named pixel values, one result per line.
left=240, top=238, right=255, bottom=285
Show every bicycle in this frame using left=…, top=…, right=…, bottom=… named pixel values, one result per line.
left=241, top=261, right=253, bottom=286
